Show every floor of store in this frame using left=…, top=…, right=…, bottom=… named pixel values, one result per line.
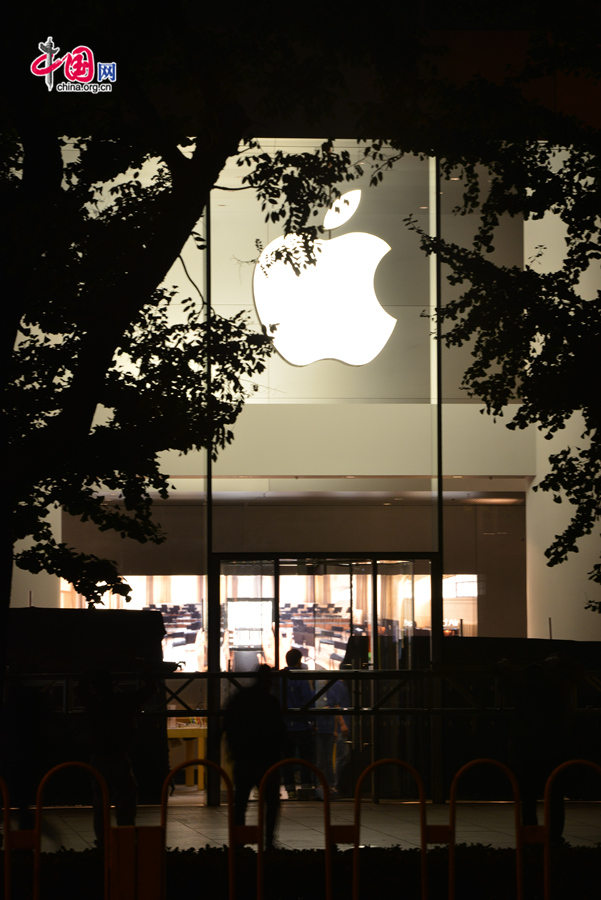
left=31, top=789, right=601, bottom=852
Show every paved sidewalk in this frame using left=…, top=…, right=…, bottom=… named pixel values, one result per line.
left=30, top=789, right=601, bottom=853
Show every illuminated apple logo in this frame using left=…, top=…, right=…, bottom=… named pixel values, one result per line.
left=253, top=189, right=396, bottom=366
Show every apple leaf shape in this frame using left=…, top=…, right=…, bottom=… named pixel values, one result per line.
left=323, top=189, right=361, bottom=230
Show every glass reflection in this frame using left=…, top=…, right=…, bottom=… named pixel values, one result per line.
left=279, top=560, right=372, bottom=670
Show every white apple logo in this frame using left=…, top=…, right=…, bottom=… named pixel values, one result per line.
left=253, top=189, right=396, bottom=366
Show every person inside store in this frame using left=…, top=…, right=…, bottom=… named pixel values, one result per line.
left=223, top=664, right=287, bottom=849
left=329, top=670, right=351, bottom=795
left=281, top=647, right=315, bottom=799
left=314, top=680, right=345, bottom=799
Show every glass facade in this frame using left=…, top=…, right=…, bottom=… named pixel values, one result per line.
left=218, top=556, right=438, bottom=672
left=279, top=559, right=373, bottom=670
left=61, top=562, right=479, bottom=672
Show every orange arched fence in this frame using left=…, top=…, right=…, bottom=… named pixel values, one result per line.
left=351, top=759, right=428, bottom=900
left=160, top=760, right=236, bottom=900
left=1, top=756, right=599, bottom=900
left=447, top=759, right=522, bottom=900
left=34, top=762, right=110, bottom=900
left=541, top=759, right=601, bottom=900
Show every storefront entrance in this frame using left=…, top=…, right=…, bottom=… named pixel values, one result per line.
left=218, top=554, right=437, bottom=672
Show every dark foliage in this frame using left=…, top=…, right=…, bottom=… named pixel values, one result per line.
left=6, top=842, right=601, bottom=900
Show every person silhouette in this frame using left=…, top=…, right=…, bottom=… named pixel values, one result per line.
left=281, top=648, right=315, bottom=799
left=314, top=679, right=346, bottom=799
left=328, top=672, right=351, bottom=795
left=223, top=665, right=286, bottom=848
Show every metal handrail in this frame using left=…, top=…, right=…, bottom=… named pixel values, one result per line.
left=8, top=667, right=601, bottom=716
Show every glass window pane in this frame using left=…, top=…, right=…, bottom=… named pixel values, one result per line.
left=376, top=560, right=413, bottom=669
left=442, top=574, right=478, bottom=636
left=149, top=575, right=206, bottom=672
left=279, top=559, right=372, bottom=671
left=220, top=560, right=275, bottom=671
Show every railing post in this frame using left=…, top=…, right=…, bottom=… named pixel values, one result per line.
left=206, top=550, right=222, bottom=807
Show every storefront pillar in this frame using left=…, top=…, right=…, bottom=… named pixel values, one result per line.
left=206, top=555, right=222, bottom=806
left=430, top=554, right=445, bottom=803
left=204, top=192, right=222, bottom=807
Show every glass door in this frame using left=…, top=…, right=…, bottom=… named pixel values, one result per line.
left=376, top=559, right=432, bottom=668
left=278, top=559, right=372, bottom=670
left=218, top=555, right=437, bottom=672
left=219, top=560, right=276, bottom=671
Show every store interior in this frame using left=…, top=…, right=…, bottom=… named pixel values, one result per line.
left=61, top=562, right=479, bottom=672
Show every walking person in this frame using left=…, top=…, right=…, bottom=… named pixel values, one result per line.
left=223, top=665, right=287, bottom=848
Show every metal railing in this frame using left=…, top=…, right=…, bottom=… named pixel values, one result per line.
left=2, top=757, right=600, bottom=900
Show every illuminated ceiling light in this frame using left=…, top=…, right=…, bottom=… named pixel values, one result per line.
left=253, top=190, right=396, bottom=366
